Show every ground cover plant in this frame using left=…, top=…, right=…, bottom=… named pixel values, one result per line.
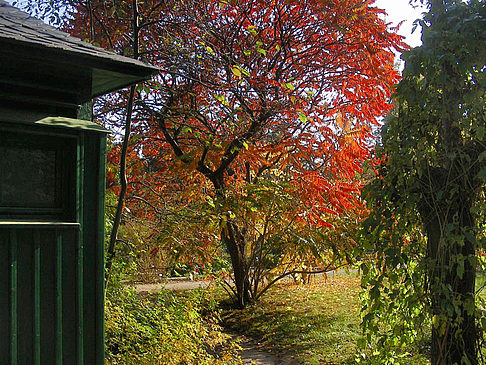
left=105, top=284, right=241, bottom=364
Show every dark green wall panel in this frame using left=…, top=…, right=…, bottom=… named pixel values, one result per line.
left=82, top=134, right=98, bottom=365
left=0, top=126, right=106, bottom=365
left=62, top=227, right=79, bottom=365
left=40, top=229, right=56, bottom=364
left=17, top=229, right=34, bottom=365
left=0, top=230, right=10, bottom=364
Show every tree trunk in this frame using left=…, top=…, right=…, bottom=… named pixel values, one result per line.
left=222, top=219, right=251, bottom=308
left=105, top=0, right=140, bottom=290
left=419, top=167, right=478, bottom=365
left=212, top=176, right=252, bottom=308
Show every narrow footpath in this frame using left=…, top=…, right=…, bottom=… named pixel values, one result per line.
left=233, top=334, right=300, bottom=365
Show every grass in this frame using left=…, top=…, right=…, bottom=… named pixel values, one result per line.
left=219, top=272, right=434, bottom=364
left=220, top=272, right=363, bottom=364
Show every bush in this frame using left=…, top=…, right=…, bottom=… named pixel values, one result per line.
left=105, top=286, right=240, bottom=364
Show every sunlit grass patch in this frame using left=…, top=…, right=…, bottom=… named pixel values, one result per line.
left=221, top=272, right=362, bottom=364
left=221, top=272, right=434, bottom=364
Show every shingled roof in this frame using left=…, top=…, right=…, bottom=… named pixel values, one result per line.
left=0, top=0, right=158, bottom=98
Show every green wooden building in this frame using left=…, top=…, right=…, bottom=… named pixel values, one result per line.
left=0, top=1, right=157, bottom=363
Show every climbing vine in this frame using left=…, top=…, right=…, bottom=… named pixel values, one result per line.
left=359, top=0, right=486, bottom=364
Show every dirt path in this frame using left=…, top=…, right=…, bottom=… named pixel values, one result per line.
left=237, top=336, right=281, bottom=365
left=234, top=334, right=300, bottom=365
left=133, top=279, right=210, bottom=293
left=132, top=268, right=354, bottom=293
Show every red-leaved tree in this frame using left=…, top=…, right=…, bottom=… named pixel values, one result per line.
left=62, top=0, right=405, bottom=307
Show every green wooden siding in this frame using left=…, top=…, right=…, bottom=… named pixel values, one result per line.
left=0, top=123, right=106, bottom=365
left=0, top=227, right=79, bottom=363
left=96, top=135, right=107, bottom=363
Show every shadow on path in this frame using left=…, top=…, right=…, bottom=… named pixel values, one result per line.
left=232, top=334, right=301, bottom=365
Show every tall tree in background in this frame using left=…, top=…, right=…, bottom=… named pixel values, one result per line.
left=72, top=0, right=403, bottom=307
left=20, top=0, right=404, bottom=307
left=361, top=0, right=486, bottom=363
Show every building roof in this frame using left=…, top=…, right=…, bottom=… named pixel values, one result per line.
left=0, top=0, right=158, bottom=98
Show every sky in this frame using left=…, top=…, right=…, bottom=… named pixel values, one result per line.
left=374, top=0, right=427, bottom=48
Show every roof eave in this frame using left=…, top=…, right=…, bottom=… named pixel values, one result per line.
left=1, top=37, right=159, bottom=101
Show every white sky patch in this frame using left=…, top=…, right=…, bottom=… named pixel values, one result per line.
left=374, top=0, right=427, bottom=48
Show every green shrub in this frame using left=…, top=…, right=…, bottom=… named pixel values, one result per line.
left=105, top=286, right=240, bottom=364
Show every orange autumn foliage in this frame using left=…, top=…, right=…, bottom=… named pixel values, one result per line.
left=68, top=0, right=405, bottom=305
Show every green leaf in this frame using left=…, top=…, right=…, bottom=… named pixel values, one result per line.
left=214, top=94, right=229, bottom=106
left=477, top=168, right=486, bottom=180
left=247, top=25, right=258, bottom=35
left=231, top=66, right=242, bottom=78
left=298, top=113, right=308, bottom=123
left=476, top=125, right=485, bottom=140
left=240, top=67, right=250, bottom=77
left=206, top=46, right=215, bottom=55
left=257, top=48, right=267, bottom=56
left=285, top=82, right=295, bottom=91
